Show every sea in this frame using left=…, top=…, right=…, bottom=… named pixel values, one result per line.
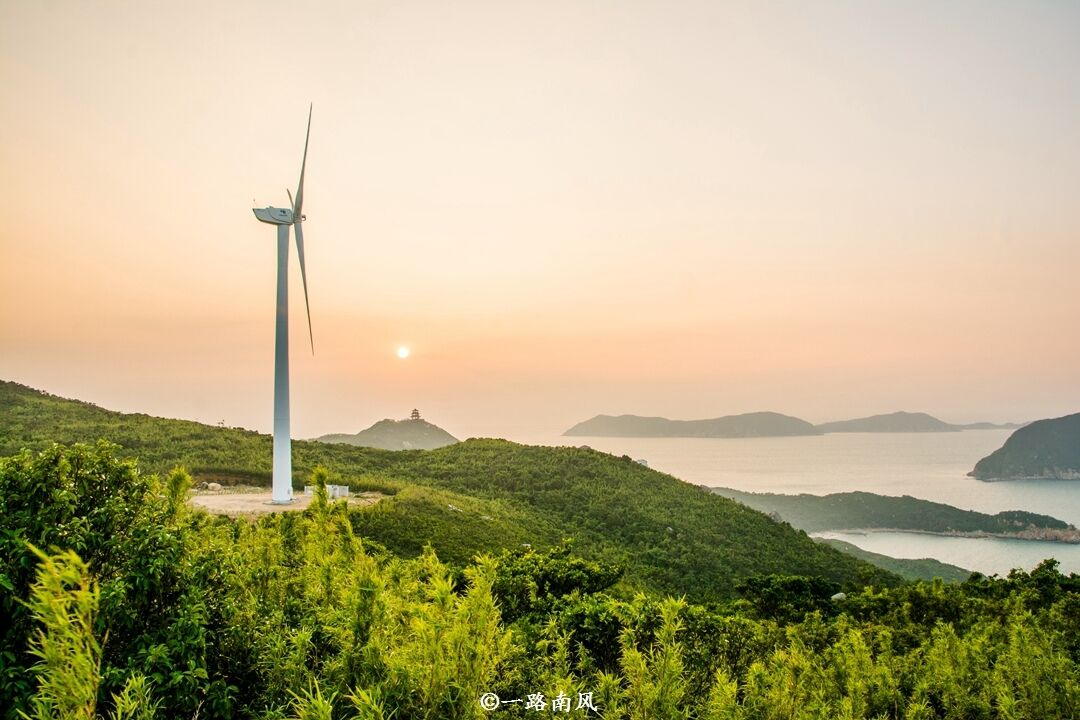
left=511, top=429, right=1080, bottom=576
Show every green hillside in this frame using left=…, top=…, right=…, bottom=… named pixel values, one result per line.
left=3, top=444, right=1077, bottom=719
left=3, top=381, right=1078, bottom=719
left=815, top=538, right=973, bottom=583
left=0, top=381, right=895, bottom=600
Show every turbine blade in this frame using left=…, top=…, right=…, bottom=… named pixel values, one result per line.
left=293, top=104, right=312, bottom=217
left=294, top=221, right=314, bottom=354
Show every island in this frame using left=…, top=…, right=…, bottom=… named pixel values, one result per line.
left=815, top=411, right=960, bottom=433
left=316, top=410, right=459, bottom=450
left=565, top=410, right=1020, bottom=439
left=969, top=412, right=1080, bottom=481
left=711, top=487, right=1080, bottom=543
left=960, top=421, right=1024, bottom=430
left=563, top=412, right=820, bottom=438
left=815, top=411, right=1020, bottom=433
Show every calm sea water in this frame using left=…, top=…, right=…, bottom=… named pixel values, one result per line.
left=512, top=430, right=1080, bottom=575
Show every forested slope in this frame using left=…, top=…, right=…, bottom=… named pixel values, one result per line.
left=1, top=443, right=1077, bottom=719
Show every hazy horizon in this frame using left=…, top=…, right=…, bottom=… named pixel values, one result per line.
left=0, top=370, right=1052, bottom=444
left=3, top=1, right=1079, bottom=440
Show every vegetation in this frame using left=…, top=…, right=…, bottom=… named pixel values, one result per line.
left=1, top=443, right=1078, bottom=719
left=815, top=539, right=972, bottom=584
left=0, top=381, right=896, bottom=602
left=970, top=412, right=1080, bottom=480
left=712, top=488, right=1075, bottom=537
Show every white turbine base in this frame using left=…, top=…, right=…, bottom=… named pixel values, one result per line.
left=271, top=222, right=293, bottom=504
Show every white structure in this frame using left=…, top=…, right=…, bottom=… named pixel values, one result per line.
left=252, top=106, right=315, bottom=504
left=304, top=484, right=349, bottom=499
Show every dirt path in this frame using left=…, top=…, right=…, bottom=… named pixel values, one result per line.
left=190, top=487, right=384, bottom=516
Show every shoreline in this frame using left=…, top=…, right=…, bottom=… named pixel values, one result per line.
left=812, top=526, right=1080, bottom=545
left=972, top=475, right=1080, bottom=483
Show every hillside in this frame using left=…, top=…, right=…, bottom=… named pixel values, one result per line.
left=814, top=538, right=972, bottom=583
left=815, top=411, right=959, bottom=434
left=0, top=380, right=896, bottom=600
left=711, top=487, right=1078, bottom=541
left=564, top=411, right=820, bottom=438
left=970, top=412, right=1080, bottom=481
left=4, top=442, right=1076, bottom=720
left=317, top=417, right=459, bottom=450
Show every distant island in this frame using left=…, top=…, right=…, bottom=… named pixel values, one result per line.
left=316, top=410, right=459, bottom=450
left=815, top=411, right=958, bottom=433
left=969, top=412, right=1080, bottom=481
left=960, top=421, right=1024, bottom=430
left=565, top=410, right=1019, bottom=438
left=711, top=487, right=1080, bottom=544
left=815, top=411, right=1020, bottom=433
left=564, top=412, right=819, bottom=438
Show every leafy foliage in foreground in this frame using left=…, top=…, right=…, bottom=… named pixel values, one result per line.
left=17, top=547, right=158, bottom=720
left=0, top=381, right=896, bottom=601
left=2, top=444, right=1079, bottom=719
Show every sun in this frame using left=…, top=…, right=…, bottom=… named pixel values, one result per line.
left=397, top=346, right=410, bottom=359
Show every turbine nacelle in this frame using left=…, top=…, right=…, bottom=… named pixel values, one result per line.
left=253, top=206, right=295, bottom=225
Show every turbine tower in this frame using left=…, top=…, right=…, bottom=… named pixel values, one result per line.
left=253, top=105, right=314, bottom=504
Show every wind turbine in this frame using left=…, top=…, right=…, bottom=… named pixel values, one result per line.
left=253, top=105, right=314, bottom=504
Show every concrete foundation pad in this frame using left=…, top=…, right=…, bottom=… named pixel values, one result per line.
left=189, top=488, right=384, bottom=517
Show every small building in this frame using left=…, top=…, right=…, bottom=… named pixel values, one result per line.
left=410, top=408, right=421, bottom=420
left=304, top=484, right=350, bottom=499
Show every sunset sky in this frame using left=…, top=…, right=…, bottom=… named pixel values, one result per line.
left=2, top=1, right=1079, bottom=440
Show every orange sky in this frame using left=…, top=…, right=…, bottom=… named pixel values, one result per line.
left=2, top=1, right=1079, bottom=439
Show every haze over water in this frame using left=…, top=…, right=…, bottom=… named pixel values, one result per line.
left=516, top=429, right=1080, bottom=575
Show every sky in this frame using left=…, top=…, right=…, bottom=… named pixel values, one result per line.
left=2, top=0, right=1079, bottom=440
